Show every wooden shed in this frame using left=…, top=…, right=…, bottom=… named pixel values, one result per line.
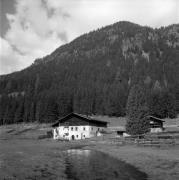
left=147, top=115, right=165, bottom=133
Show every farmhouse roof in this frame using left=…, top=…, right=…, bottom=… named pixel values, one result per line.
left=147, top=115, right=165, bottom=122
left=52, top=112, right=108, bottom=127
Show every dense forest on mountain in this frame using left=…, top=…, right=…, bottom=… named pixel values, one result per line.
left=0, top=21, right=179, bottom=125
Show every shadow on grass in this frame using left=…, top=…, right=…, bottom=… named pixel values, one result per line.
left=14, top=128, right=35, bottom=135
left=7, top=129, right=16, bottom=134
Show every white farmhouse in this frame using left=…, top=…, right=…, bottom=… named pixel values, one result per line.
left=52, top=113, right=108, bottom=140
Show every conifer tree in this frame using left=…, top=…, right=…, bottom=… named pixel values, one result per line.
left=126, top=84, right=150, bottom=135
left=3, top=98, right=17, bottom=124
left=29, top=102, right=35, bottom=122
left=149, top=90, right=177, bottom=118
left=35, top=101, right=41, bottom=122
left=161, top=91, right=176, bottom=118
left=14, top=100, right=24, bottom=123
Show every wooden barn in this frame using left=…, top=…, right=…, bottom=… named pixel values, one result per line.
left=107, top=126, right=129, bottom=137
left=52, top=113, right=108, bottom=140
left=148, top=115, right=165, bottom=133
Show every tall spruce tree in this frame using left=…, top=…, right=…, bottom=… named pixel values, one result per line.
left=29, top=102, right=35, bottom=122
left=35, top=101, right=41, bottom=122
left=149, top=90, right=177, bottom=118
left=126, top=84, right=150, bottom=135
left=14, top=99, right=24, bottom=123
left=3, top=97, right=17, bottom=124
left=162, top=91, right=176, bottom=118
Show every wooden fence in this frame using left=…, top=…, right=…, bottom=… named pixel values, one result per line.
left=124, top=133, right=177, bottom=147
left=89, top=131, right=179, bottom=147
left=93, top=132, right=178, bottom=147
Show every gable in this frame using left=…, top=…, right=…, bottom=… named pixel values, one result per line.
left=52, top=113, right=108, bottom=127
left=148, top=116, right=165, bottom=123
left=60, top=116, right=90, bottom=126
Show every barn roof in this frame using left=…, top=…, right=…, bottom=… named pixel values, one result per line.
left=108, top=126, right=126, bottom=132
left=52, top=112, right=108, bottom=127
left=147, top=115, right=165, bottom=122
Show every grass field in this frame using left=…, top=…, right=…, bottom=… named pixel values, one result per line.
left=93, top=115, right=179, bottom=127
left=0, top=123, right=179, bottom=180
left=0, top=124, right=90, bottom=179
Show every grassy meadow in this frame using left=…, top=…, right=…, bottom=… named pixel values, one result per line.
left=0, top=117, right=179, bottom=180
left=0, top=123, right=90, bottom=179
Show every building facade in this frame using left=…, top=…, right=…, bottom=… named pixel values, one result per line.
left=148, top=115, right=165, bottom=133
left=52, top=113, right=108, bottom=140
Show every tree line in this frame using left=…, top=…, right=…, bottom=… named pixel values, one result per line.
left=0, top=81, right=176, bottom=126
left=126, top=83, right=177, bottom=135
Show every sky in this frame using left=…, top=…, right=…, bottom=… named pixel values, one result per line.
left=0, top=0, right=179, bottom=75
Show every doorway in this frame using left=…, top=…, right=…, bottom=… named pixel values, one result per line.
left=71, top=135, right=75, bottom=140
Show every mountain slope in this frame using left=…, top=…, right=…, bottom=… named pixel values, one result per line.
left=0, top=21, right=179, bottom=124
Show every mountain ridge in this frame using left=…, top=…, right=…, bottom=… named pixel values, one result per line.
left=1, top=21, right=178, bottom=76
left=0, top=21, right=179, bottom=124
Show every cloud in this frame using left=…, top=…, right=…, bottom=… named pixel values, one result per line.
left=0, top=37, right=32, bottom=75
left=0, top=0, right=178, bottom=75
left=0, top=0, right=70, bottom=75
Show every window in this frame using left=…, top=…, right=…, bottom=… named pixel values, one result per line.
left=83, top=127, right=86, bottom=131
left=55, top=128, right=58, bottom=134
left=75, top=127, right=78, bottom=131
left=76, top=135, right=78, bottom=138
left=91, top=127, right=93, bottom=130
left=71, top=127, right=73, bottom=131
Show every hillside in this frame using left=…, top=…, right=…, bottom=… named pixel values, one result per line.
left=0, top=21, right=179, bottom=124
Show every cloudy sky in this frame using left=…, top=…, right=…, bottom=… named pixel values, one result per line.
left=0, top=0, right=178, bottom=75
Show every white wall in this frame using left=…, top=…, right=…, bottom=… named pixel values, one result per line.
left=150, top=127, right=163, bottom=133
left=53, top=125, right=105, bottom=140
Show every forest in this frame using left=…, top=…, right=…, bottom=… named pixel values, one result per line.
left=0, top=21, right=178, bottom=125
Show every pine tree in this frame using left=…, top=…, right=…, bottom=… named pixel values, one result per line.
left=44, top=95, right=59, bottom=123
left=161, top=91, right=176, bottom=118
left=14, top=99, right=24, bottom=123
left=23, top=98, right=30, bottom=122
left=29, top=102, right=35, bottom=122
left=57, top=91, right=73, bottom=117
left=3, top=98, right=17, bottom=124
left=126, top=84, right=150, bottom=135
left=45, top=102, right=59, bottom=123
left=35, top=101, right=41, bottom=122
left=0, top=95, right=9, bottom=125
left=149, top=92, right=163, bottom=118
left=149, top=90, right=177, bottom=118
left=107, top=83, right=126, bottom=116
